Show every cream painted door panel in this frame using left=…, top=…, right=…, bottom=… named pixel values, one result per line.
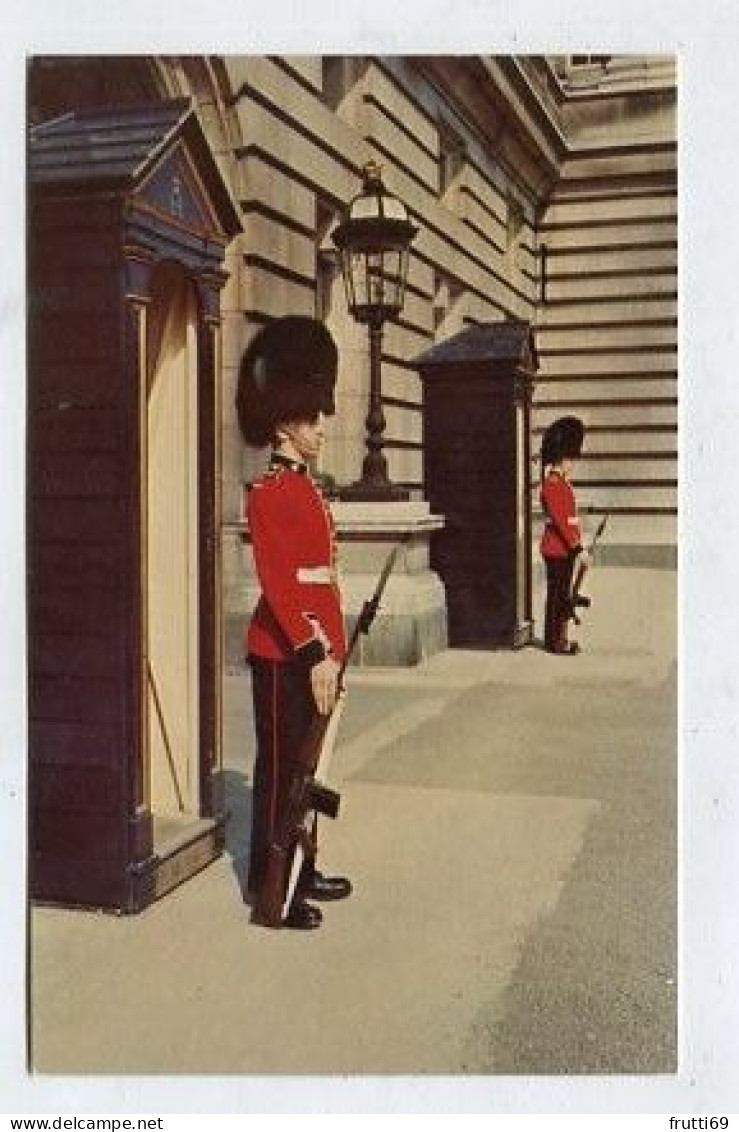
left=146, top=266, right=200, bottom=817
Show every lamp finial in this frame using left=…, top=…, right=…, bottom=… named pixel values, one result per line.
left=362, top=159, right=384, bottom=186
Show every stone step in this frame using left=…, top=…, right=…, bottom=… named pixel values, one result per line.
left=131, top=817, right=225, bottom=909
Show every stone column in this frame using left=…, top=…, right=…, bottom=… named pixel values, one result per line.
left=333, top=501, right=447, bottom=666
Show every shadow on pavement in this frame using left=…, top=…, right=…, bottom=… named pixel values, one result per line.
left=223, top=768, right=253, bottom=897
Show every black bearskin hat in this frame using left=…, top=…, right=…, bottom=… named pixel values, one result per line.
left=541, top=415, right=585, bottom=467
left=236, top=316, right=338, bottom=447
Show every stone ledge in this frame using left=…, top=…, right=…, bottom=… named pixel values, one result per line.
left=222, top=501, right=445, bottom=542
left=225, top=568, right=449, bottom=668
left=596, top=543, right=677, bottom=569
left=533, top=542, right=677, bottom=574
left=332, top=500, right=445, bottom=537
left=224, top=601, right=449, bottom=669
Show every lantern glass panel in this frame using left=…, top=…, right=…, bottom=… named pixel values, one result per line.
left=341, top=251, right=359, bottom=313
left=351, top=249, right=368, bottom=311
left=353, top=195, right=380, bottom=220
left=383, top=248, right=403, bottom=308
left=382, top=196, right=407, bottom=222
left=367, top=251, right=385, bottom=307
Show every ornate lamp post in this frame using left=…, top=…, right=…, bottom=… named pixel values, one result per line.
left=332, top=161, right=418, bottom=500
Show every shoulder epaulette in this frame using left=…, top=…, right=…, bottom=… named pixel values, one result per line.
left=252, top=466, right=289, bottom=490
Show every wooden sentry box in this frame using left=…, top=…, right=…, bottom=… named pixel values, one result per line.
left=414, top=321, right=538, bottom=649
left=28, top=100, right=241, bottom=911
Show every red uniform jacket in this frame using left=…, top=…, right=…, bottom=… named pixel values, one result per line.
left=540, top=470, right=583, bottom=560
left=246, top=457, right=346, bottom=664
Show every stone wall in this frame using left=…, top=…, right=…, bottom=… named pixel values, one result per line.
left=26, top=52, right=678, bottom=656
left=220, top=55, right=545, bottom=621
left=533, top=58, right=677, bottom=564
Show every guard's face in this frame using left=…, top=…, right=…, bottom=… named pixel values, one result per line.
left=279, top=412, right=326, bottom=462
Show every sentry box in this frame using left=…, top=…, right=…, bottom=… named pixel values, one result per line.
left=414, top=321, right=538, bottom=649
left=28, top=100, right=241, bottom=911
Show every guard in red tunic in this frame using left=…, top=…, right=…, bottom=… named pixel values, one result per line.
left=539, top=415, right=589, bottom=655
left=236, top=316, right=351, bottom=930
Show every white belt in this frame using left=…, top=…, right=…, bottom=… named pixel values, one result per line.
left=297, top=566, right=337, bottom=585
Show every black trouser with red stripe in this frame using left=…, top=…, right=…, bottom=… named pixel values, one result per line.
left=543, top=555, right=575, bottom=652
left=247, top=655, right=317, bottom=905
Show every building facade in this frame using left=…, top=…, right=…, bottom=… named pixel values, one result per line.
left=29, top=51, right=677, bottom=617
left=27, top=54, right=676, bottom=907
left=531, top=56, right=677, bottom=565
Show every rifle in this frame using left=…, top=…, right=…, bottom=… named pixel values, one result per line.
left=253, top=543, right=402, bottom=928
left=569, top=511, right=609, bottom=624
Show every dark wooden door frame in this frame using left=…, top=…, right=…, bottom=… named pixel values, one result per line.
left=122, top=250, right=228, bottom=907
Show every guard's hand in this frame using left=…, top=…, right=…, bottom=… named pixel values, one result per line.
left=311, top=656, right=340, bottom=715
left=577, top=549, right=591, bottom=569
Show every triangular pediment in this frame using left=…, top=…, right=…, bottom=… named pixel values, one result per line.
left=29, top=100, right=242, bottom=243
left=135, top=140, right=225, bottom=240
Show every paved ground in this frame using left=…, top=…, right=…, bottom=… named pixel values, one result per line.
left=29, top=567, right=677, bottom=1078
